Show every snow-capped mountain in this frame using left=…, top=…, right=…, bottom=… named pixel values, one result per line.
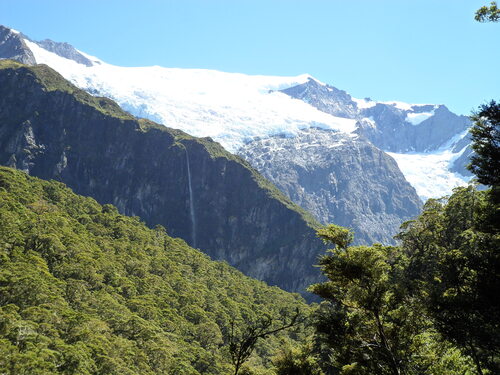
left=0, top=25, right=472, bottom=244
left=0, top=25, right=470, bottom=200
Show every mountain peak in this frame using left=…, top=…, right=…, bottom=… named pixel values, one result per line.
left=0, top=25, right=95, bottom=67
left=281, top=76, right=359, bottom=119
left=0, top=25, right=36, bottom=65
left=34, top=38, right=94, bottom=67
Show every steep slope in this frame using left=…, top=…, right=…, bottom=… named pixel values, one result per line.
left=239, top=128, right=421, bottom=245
left=0, top=60, right=325, bottom=294
left=0, top=166, right=308, bottom=374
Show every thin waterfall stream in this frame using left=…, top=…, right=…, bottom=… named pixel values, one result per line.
left=185, top=148, right=197, bottom=248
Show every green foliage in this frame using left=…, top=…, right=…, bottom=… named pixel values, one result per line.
left=316, top=224, right=354, bottom=250
left=273, top=341, right=324, bottom=375
left=397, top=186, right=500, bottom=374
left=309, top=224, right=476, bottom=375
left=468, top=101, right=500, bottom=192
left=475, top=2, right=500, bottom=22
left=0, top=166, right=308, bottom=374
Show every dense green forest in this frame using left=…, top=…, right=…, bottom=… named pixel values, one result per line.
left=0, top=166, right=309, bottom=374
left=302, top=186, right=498, bottom=375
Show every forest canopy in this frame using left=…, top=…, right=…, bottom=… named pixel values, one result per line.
left=0, top=166, right=308, bottom=375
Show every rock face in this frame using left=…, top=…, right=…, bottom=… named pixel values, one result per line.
left=0, top=60, right=326, bottom=294
left=280, top=78, right=358, bottom=119
left=239, top=128, right=422, bottom=245
left=281, top=78, right=471, bottom=153
left=0, top=26, right=36, bottom=65
left=35, top=39, right=95, bottom=66
left=359, top=104, right=470, bottom=153
left=0, top=25, right=94, bottom=67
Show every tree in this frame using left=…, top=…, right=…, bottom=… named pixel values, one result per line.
left=475, top=2, right=500, bottom=22
left=468, top=101, right=500, bottom=192
left=273, top=341, right=324, bottom=375
left=397, top=187, right=500, bottom=374
left=308, top=225, right=462, bottom=375
left=227, top=309, right=300, bottom=375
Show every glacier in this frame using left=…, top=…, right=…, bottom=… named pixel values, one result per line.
left=24, top=40, right=357, bottom=151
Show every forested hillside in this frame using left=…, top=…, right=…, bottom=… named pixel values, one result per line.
left=0, top=166, right=308, bottom=375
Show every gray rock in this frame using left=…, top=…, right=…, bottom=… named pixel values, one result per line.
left=239, top=128, right=422, bottom=245
left=0, top=25, right=36, bottom=65
left=359, top=104, right=470, bottom=152
left=35, top=39, right=94, bottom=67
left=280, top=78, right=471, bottom=153
left=451, top=145, right=474, bottom=177
left=0, top=25, right=95, bottom=67
left=280, top=78, right=358, bottom=119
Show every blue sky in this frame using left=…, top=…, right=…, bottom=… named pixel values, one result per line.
left=1, top=0, right=498, bottom=115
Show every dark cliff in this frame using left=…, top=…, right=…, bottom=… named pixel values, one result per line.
left=0, top=60, right=325, bottom=294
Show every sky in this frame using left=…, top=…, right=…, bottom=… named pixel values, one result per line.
left=1, top=0, right=498, bottom=115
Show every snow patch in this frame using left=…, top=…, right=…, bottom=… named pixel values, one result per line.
left=381, top=101, right=414, bottom=111
left=352, top=97, right=376, bottom=109
left=405, top=110, right=435, bottom=125
left=365, top=117, right=377, bottom=128
left=387, top=133, right=471, bottom=202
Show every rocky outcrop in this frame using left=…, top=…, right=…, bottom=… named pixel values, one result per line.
left=0, top=25, right=94, bottom=67
left=35, top=39, right=95, bottom=66
left=280, top=78, right=471, bottom=153
left=280, top=77, right=358, bottom=119
left=359, top=104, right=470, bottom=152
left=0, top=60, right=326, bottom=295
left=0, top=26, right=36, bottom=65
left=239, top=128, right=422, bottom=245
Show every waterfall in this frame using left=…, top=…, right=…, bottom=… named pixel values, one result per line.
left=185, top=148, right=197, bottom=248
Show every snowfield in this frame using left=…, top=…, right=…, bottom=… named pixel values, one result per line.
left=405, top=109, right=436, bottom=126
left=388, top=150, right=469, bottom=202
left=387, top=130, right=471, bottom=201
